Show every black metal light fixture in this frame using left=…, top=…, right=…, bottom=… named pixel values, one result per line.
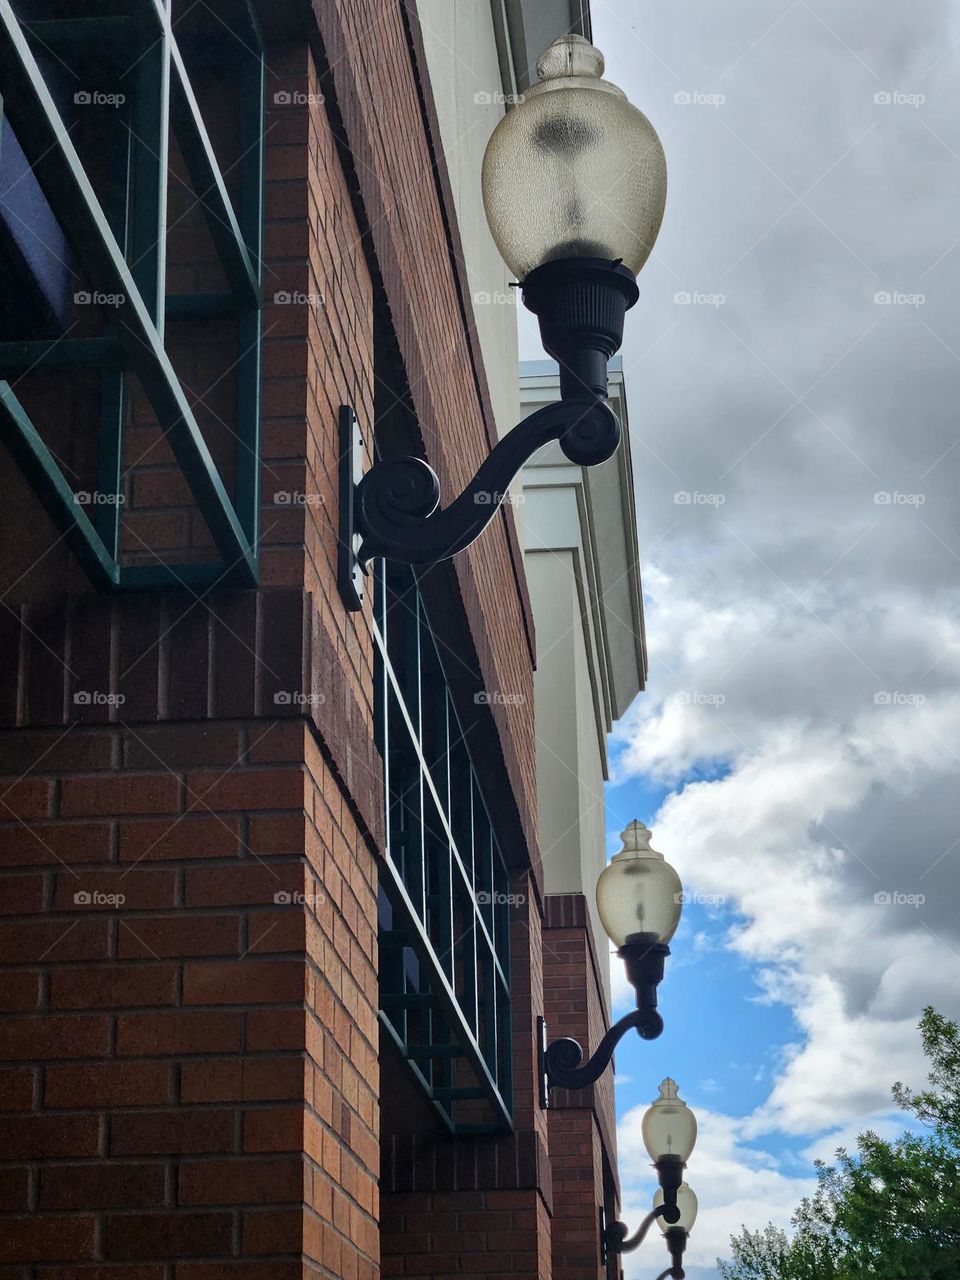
left=607, top=1188, right=697, bottom=1278
left=540, top=823, right=683, bottom=1096
left=339, top=35, right=667, bottom=606
left=605, top=1085, right=698, bottom=1279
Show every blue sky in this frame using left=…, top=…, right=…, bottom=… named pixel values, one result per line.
left=514, top=3, right=960, bottom=1271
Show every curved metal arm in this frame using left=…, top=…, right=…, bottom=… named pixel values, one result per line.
left=354, top=395, right=620, bottom=567
left=606, top=1204, right=669, bottom=1255
left=543, top=1006, right=663, bottom=1092
left=654, top=1267, right=683, bottom=1280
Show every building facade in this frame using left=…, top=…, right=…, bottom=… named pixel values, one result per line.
left=0, top=2, right=639, bottom=1279
left=521, top=358, right=646, bottom=1280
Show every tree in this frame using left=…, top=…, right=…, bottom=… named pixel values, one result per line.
left=719, top=1008, right=960, bottom=1280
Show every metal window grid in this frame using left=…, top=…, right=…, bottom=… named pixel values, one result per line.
left=0, top=0, right=263, bottom=589
left=374, top=559, right=513, bottom=1133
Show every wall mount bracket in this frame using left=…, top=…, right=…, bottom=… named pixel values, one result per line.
left=337, top=392, right=620, bottom=610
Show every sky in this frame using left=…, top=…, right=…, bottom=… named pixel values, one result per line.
left=519, top=1, right=960, bottom=1275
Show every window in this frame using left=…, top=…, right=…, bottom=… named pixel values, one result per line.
left=375, top=559, right=513, bottom=1132
left=0, top=0, right=263, bottom=588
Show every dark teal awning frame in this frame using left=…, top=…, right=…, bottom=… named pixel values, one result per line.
left=0, top=0, right=264, bottom=590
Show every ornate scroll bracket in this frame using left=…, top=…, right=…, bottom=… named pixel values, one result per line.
left=337, top=395, right=620, bottom=609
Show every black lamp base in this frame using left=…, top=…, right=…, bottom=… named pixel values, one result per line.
left=619, top=935, right=670, bottom=1038
left=521, top=257, right=639, bottom=400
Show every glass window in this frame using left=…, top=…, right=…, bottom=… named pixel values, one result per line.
left=375, top=559, right=513, bottom=1132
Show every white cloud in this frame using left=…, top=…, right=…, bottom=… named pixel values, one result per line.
left=573, top=0, right=960, bottom=1269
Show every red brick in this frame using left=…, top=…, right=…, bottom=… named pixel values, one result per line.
left=175, top=1266, right=301, bottom=1280
left=60, top=774, right=180, bottom=817
left=0, top=778, right=53, bottom=821
left=0, top=1067, right=34, bottom=1111
left=132, top=469, right=193, bottom=508
left=0, top=730, right=114, bottom=774
left=0, top=1166, right=30, bottom=1211
left=0, top=918, right=109, bottom=963
left=185, top=864, right=305, bottom=908
left=40, top=1160, right=167, bottom=1209
left=0, top=1014, right=109, bottom=1060
left=37, top=1270, right=165, bottom=1280
left=45, top=1061, right=172, bottom=1108
left=110, top=1108, right=236, bottom=1155
left=0, top=820, right=112, bottom=865
left=242, top=1207, right=302, bottom=1253
left=0, top=873, right=45, bottom=913
left=53, top=868, right=177, bottom=912
left=0, top=1214, right=96, bottom=1262
left=123, top=725, right=242, bottom=771
left=246, top=1009, right=306, bottom=1052
left=179, top=1155, right=303, bottom=1204
left=119, top=816, right=241, bottom=861
left=116, top=1011, right=243, bottom=1056
left=247, top=908, right=306, bottom=953
left=180, top=1056, right=306, bottom=1103
left=185, top=768, right=305, bottom=812
left=104, top=1212, right=233, bottom=1258
left=50, top=962, right=178, bottom=1010
left=0, top=970, right=41, bottom=1011
left=183, top=960, right=305, bottom=1006
left=247, top=815, right=305, bottom=855
left=117, top=913, right=241, bottom=958
left=247, top=724, right=307, bottom=765
left=122, top=509, right=190, bottom=552
left=0, top=1114, right=101, bottom=1158
left=243, top=1106, right=303, bottom=1152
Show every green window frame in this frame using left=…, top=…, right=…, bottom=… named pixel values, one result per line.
left=375, top=559, right=514, bottom=1133
left=0, top=0, right=263, bottom=590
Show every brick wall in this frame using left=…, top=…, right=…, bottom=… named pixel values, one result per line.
left=543, top=895, right=621, bottom=1280
left=0, top=1, right=554, bottom=1275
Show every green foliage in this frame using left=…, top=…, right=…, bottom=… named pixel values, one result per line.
left=719, top=1008, right=960, bottom=1280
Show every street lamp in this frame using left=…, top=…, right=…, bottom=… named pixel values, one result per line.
left=540, top=823, right=683, bottom=1094
left=482, top=34, right=666, bottom=400
left=605, top=1181, right=698, bottom=1278
left=654, top=1183, right=698, bottom=1279
left=605, top=1084, right=698, bottom=1276
left=643, top=1077, right=698, bottom=1202
left=339, top=37, right=668, bottom=602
